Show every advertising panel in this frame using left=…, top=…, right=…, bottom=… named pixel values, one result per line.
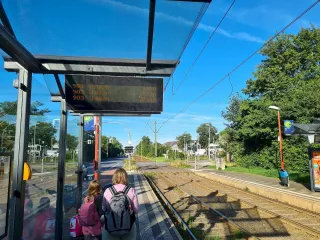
left=84, top=116, right=94, bottom=131
left=284, top=120, right=294, bottom=135
left=311, top=150, right=320, bottom=190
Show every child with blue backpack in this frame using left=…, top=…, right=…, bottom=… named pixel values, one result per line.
left=102, top=168, right=139, bottom=240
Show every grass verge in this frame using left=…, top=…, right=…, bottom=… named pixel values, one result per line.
left=169, top=160, right=192, bottom=169
left=208, top=165, right=310, bottom=184
left=123, top=159, right=139, bottom=171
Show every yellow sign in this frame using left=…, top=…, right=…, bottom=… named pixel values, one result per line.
left=23, top=162, right=32, bottom=180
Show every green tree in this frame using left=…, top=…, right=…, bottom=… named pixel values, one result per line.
left=29, top=122, right=57, bottom=147
left=176, top=132, right=192, bottom=151
left=66, top=134, right=78, bottom=151
left=0, top=121, right=16, bottom=151
left=0, top=101, right=50, bottom=117
left=196, top=123, right=217, bottom=150
left=101, top=136, right=124, bottom=158
left=135, top=136, right=153, bottom=157
left=222, top=26, right=320, bottom=172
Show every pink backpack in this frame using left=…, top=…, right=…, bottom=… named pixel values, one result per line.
left=70, top=215, right=83, bottom=237
left=78, top=200, right=100, bottom=226
left=78, top=198, right=102, bottom=236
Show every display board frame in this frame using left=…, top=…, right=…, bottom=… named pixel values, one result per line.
left=65, top=75, right=163, bottom=114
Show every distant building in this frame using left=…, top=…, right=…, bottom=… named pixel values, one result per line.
left=163, top=141, right=180, bottom=152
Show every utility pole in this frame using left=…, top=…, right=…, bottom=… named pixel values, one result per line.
left=195, top=134, right=199, bottom=170
left=208, top=125, right=211, bottom=161
left=184, top=136, right=186, bottom=160
left=154, top=121, right=157, bottom=167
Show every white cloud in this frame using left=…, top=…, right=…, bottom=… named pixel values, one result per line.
left=89, top=0, right=263, bottom=44
left=207, top=1, right=319, bottom=32
left=216, top=28, right=264, bottom=43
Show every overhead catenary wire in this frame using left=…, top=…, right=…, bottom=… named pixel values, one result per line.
left=164, top=3, right=208, bottom=92
left=174, top=0, right=237, bottom=94
left=157, top=0, right=320, bottom=132
left=209, top=74, right=233, bottom=108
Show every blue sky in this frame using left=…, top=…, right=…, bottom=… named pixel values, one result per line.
left=1, top=0, right=319, bottom=147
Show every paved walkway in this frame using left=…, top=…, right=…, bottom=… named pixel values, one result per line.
left=197, top=169, right=320, bottom=198
left=193, top=168, right=320, bottom=213
left=130, top=173, right=182, bottom=240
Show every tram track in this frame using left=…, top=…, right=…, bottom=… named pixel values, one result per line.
left=180, top=172, right=320, bottom=238
left=149, top=172, right=320, bottom=240
left=147, top=173, right=255, bottom=239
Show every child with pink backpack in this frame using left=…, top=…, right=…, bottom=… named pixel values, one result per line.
left=78, top=180, right=103, bottom=240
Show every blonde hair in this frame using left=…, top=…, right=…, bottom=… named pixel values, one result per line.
left=87, top=180, right=102, bottom=201
left=112, top=168, right=128, bottom=185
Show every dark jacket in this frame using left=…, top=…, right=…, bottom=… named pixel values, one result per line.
left=93, top=194, right=103, bottom=217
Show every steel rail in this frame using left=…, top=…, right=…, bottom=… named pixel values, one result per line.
left=174, top=173, right=320, bottom=239
left=145, top=175, right=197, bottom=240
left=190, top=173, right=320, bottom=219
left=156, top=173, right=257, bottom=240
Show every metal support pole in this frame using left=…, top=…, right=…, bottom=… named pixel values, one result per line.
left=154, top=121, right=157, bottom=167
left=33, top=123, right=37, bottom=162
left=94, top=116, right=99, bottom=180
left=146, top=0, right=156, bottom=71
left=208, top=126, right=211, bottom=161
left=55, top=99, right=67, bottom=240
left=184, top=136, right=186, bottom=160
left=140, top=142, right=142, bottom=156
left=278, top=111, right=284, bottom=170
left=76, top=115, right=84, bottom=210
left=98, top=116, right=102, bottom=179
left=8, top=69, right=32, bottom=240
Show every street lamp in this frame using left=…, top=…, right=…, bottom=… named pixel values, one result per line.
left=268, top=106, right=284, bottom=169
left=269, top=105, right=289, bottom=186
left=206, top=123, right=211, bottom=161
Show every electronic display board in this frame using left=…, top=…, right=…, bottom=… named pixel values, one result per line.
left=65, top=75, right=163, bottom=113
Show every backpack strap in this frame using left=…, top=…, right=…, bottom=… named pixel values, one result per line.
left=109, top=186, right=117, bottom=196
left=123, top=186, right=131, bottom=195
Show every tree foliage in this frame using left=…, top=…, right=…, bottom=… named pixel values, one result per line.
left=176, top=132, right=192, bottom=150
left=222, top=26, right=320, bottom=172
left=66, top=134, right=78, bottom=151
left=135, top=136, right=170, bottom=157
left=29, top=122, right=57, bottom=147
left=101, top=136, right=124, bottom=158
left=0, top=101, right=50, bottom=117
left=196, top=123, right=217, bottom=149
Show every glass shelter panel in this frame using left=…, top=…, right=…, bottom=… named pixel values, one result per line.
left=152, top=1, right=209, bottom=60
left=0, top=53, right=18, bottom=240
left=3, top=0, right=209, bottom=60
left=22, top=75, right=58, bottom=240
left=3, top=0, right=150, bottom=59
left=62, top=113, right=79, bottom=238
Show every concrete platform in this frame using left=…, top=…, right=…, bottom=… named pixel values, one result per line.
left=193, top=169, right=320, bottom=213
left=129, top=173, right=182, bottom=240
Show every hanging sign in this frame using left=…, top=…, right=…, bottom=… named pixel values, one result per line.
left=65, top=75, right=163, bottom=113
left=84, top=116, right=94, bottom=131
left=284, top=120, right=294, bottom=135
